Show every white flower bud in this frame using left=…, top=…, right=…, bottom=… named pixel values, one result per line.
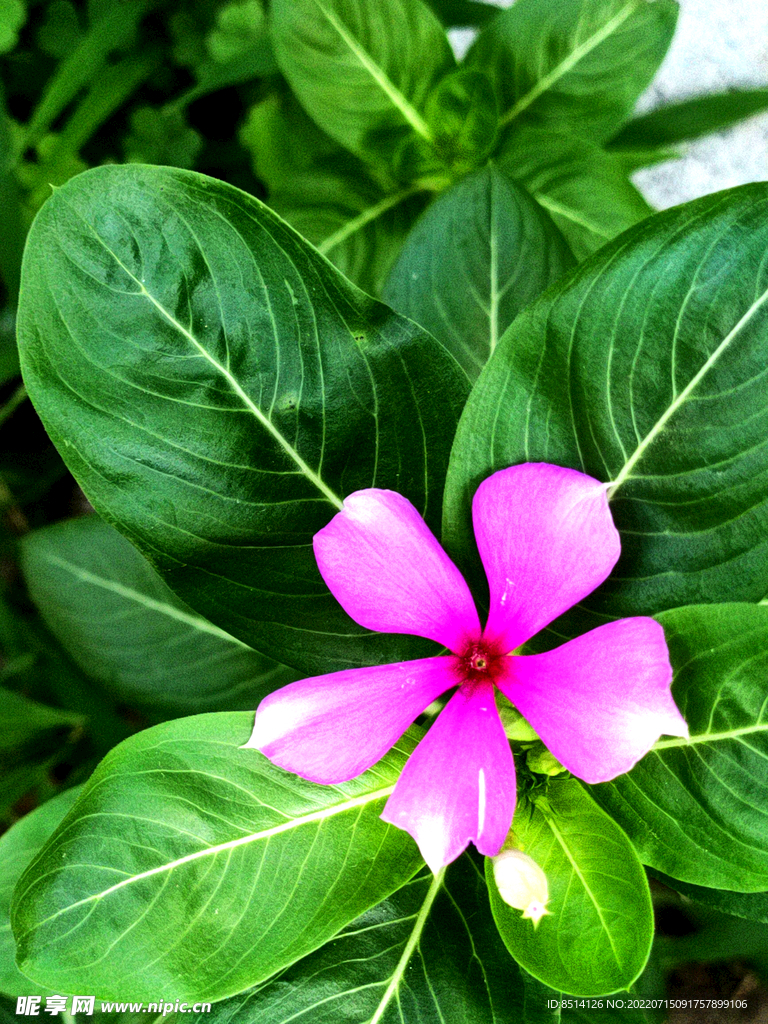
left=492, top=849, right=550, bottom=928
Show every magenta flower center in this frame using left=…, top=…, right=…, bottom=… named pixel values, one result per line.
left=453, top=637, right=507, bottom=692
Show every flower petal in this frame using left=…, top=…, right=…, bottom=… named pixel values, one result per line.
left=473, top=463, right=620, bottom=651
left=244, top=657, right=456, bottom=784
left=499, top=618, right=688, bottom=783
left=380, top=682, right=516, bottom=872
left=314, top=489, right=481, bottom=652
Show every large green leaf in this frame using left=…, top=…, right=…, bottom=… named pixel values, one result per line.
left=487, top=780, right=653, bottom=996
left=500, top=127, right=652, bottom=260
left=270, top=0, right=455, bottom=163
left=240, top=91, right=425, bottom=296
left=610, top=88, right=768, bottom=148
left=21, top=516, right=296, bottom=719
left=592, top=604, right=768, bottom=891
left=18, top=164, right=469, bottom=674
left=384, top=165, right=574, bottom=380
left=443, top=185, right=768, bottom=618
left=466, top=0, right=677, bottom=142
left=11, top=714, right=423, bottom=1002
left=0, top=787, right=82, bottom=997
left=186, top=854, right=526, bottom=1023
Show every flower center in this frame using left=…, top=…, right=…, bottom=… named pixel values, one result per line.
left=454, top=638, right=506, bottom=691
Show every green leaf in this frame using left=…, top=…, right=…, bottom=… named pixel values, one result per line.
left=35, top=1, right=83, bottom=60
left=487, top=779, right=653, bottom=997
left=610, top=88, right=768, bottom=148
left=206, top=0, right=264, bottom=63
left=0, top=0, right=25, bottom=55
left=21, top=515, right=296, bottom=719
left=14, top=133, right=88, bottom=225
left=0, top=787, right=82, bottom=998
left=241, top=91, right=423, bottom=295
left=0, top=688, right=83, bottom=767
left=592, top=604, right=768, bottom=891
left=420, top=67, right=499, bottom=178
left=289, top=193, right=426, bottom=298
left=0, top=687, right=84, bottom=818
left=423, top=0, right=498, bottom=28
left=500, top=127, right=653, bottom=259
left=0, top=82, right=24, bottom=305
left=17, top=164, right=469, bottom=673
left=655, top=908, right=768, bottom=982
left=467, top=0, right=677, bottom=142
left=167, top=0, right=277, bottom=105
left=270, top=0, right=455, bottom=162
left=22, top=1, right=150, bottom=150
left=124, top=106, right=203, bottom=168
left=384, top=164, right=574, bottom=380
left=11, top=713, right=424, bottom=1002
left=51, top=49, right=161, bottom=157
left=189, top=854, right=526, bottom=1023
left=649, top=869, right=768, bottom=925
left=443, top=184, right=768, bottom=618
left=608, top=145, right=680, bottom=175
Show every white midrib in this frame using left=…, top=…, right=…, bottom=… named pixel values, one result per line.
left=546, top=816, right=621, bottom=964
left=488, top=199, right=500, bottom=357
left=313, top=0, right=434, bottom=143
left=41, top=552, right=249, bottom=648
left=608, top=282, right=768, bottom=498
left=500, top=1, right=638, bottom=127
left=653, top=722, right=768, bottom=751
left=27, top=786, right=396, bottom=929
left=318, top=187, right=418, bottom=256
left=533, top=193, right=613, bottom=239
left=367, top=869, right=445, bottom=1024
left=83, top=228, right=343, bottom=510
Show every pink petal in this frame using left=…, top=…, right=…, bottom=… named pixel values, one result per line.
left=380, top=682, right=516, bottom=872
left=499, top=618, right=688, bottom=784
left=243, top=657, right=456, bottom=784
left=473, top=464, right=620, bottom=651
left=314, top=489, right=481, bottom=653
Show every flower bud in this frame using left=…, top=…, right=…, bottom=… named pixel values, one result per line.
left=526, top=746, right=566, bottom=776
left=492, top=849, right=550, bottom=928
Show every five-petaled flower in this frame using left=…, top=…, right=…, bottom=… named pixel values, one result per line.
left=245, top=463, right=688, bottom=873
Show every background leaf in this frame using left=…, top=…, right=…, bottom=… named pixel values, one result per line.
left=466, top=0, right=677, bottom=142
left=384, top=164, right=574, bottom=379
left=650, top=869, right=768, bottom=925
left=610, top=88, right=768, bottom=148
left=187, top=854, right=527, bottom=1023
left=486, top=779, right=653, bottom=997
left=592, top=604, right=768, bottom=891
left=18, top=164, right=469, bottom=674
left=241, top=91, right=431, bottom=296
left=500, top=127, right=653, bottom=259
left=0, top=689, right=84, bottom=810
left=21, top=515, right=296, bottom=719
left=270, top=0, right=455, bottom=164
left=443, top=184, right=768, bottom=620
left=0, top=787, right=82, bottom=997
left=11, top=714, right=424, bottom=1002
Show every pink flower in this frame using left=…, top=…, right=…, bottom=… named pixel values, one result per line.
left=245, top=464, right=687, bottom=873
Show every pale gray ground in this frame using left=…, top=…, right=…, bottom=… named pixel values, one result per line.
left=448, top=0, right=768, bottom=209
